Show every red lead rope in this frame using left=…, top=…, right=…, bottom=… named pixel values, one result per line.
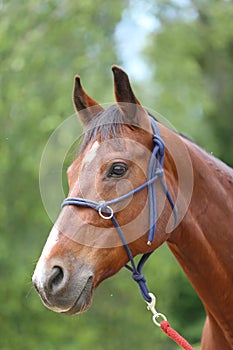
left=160, top=321, right=194, bottom=350
left=146, top=293, right=194, bottom=350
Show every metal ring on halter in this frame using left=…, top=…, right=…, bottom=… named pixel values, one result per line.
left=98, top=205, right=114, bottom=220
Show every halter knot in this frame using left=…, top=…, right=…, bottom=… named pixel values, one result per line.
left=131, top=271, right=152, bottom=302
left=152, top=135, right=165, bottom=158
left=97, top=201, right=108, bottom=212
left=132, top=272, right=146, bottom=283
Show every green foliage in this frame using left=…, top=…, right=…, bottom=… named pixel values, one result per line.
left=0, top=1, right=127, bottom=349
left=144, top=0, right=233, bottom=167
left=1, top=1, right=232, bottom=349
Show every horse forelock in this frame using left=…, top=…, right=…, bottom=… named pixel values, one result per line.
left=79, top=104, right=138, bottom=154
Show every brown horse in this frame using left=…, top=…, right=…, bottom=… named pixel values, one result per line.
left=32, top=66, right=233, bottom=349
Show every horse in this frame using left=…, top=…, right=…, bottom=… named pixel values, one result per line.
left=32, top=66, right=233, bottom=349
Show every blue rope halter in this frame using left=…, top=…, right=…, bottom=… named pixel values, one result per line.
left=62, top=117, right=177, bottom=303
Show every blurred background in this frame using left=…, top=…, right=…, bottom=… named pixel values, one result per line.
left=1, top=1, right=233, bottom=349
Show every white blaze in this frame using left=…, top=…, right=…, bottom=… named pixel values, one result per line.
left=82, top=141, right=100, bottom=166
left=32, top=225, right=60, bottom=288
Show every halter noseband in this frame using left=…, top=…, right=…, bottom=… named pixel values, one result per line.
left=61, top=117, right=177, bottom=303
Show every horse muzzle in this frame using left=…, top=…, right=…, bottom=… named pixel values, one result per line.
left=32, top=256, right=94, bottom=315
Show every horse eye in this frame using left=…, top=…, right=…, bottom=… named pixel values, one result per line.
left=107, top=163, right=128, bottom=178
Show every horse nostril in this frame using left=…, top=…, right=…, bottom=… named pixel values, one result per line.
left=48, top=266, right=64, bottom=292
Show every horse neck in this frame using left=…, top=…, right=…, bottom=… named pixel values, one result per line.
left=163, top=129, right=233, bottom=333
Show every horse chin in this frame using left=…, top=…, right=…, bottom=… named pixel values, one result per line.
left=38, top=275, right=94, bottom=316
left=62, top=276, right=94, bottom=315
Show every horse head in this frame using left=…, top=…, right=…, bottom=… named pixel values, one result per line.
left=32, top=66, right=176, bottom=315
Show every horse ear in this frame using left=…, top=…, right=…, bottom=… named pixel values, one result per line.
left=112, top=65, right=150, bottom=130
left=73, top=75, right=104, bottom=126
left=112, top=65, right=141, bottom=106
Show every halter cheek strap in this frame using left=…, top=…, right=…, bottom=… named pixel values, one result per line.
left=61, top=117, right=177, bottom=303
